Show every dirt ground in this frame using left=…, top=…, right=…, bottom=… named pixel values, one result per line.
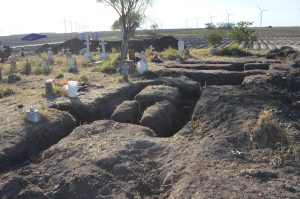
left=0, top=51, right=299, bottom=198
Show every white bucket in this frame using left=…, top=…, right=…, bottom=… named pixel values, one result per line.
left=68, top=81, right=78, bottom=97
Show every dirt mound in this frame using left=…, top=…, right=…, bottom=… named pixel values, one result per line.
left=140, top=100, right=179, bottom=137
left=134, top=85, right=179, bottom=110
left=0, top=109, right=76, bottom=172
left=111, top=100, right=140, bottom=124
left=0, top=120, right=165, bottom=198
left=266, top=46, right=297, bottom=59
left=36, top=36, right=178, bottom=54
left=266, top=46, right=300, bottom=66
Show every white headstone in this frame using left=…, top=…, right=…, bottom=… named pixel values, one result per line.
left=178, top=39, right=185, bottom=52
left=26, top=107, right=41, bottom=123
left=99, top=40, right=108, bottom=60
left=137, top=51, right=148, bottom=74
left=84, top=36, right=92, bottom=60
left=68, top=57, right=77, bottom=73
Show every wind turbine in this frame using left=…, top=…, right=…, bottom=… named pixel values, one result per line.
left=196, top=17, right=200, bottom=28
left=209, top=14, right=216, bottom=27
left=258, top=5, right=269, bottom=28
left=226, top=10, right=234, bottom=25
left=185, top=19, right=189, bottom=29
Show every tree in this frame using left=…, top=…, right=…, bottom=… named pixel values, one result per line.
left=150, top=22, right=158, bottom=30
left=231, top=21, right=257, bottom=48
left=97, top=0, right=152, bottom=60
left=111, top=20, right=120, bottom=31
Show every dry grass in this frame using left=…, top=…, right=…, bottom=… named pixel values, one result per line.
left=250, top=108, right=288, bottom=149
left=0, top=84, right=13, bottom=98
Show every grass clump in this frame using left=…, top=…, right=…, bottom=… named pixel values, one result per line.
left=0, top=85, right=13, bottom=98
left=217, top=45, right=254, bottom=57
left=190, top=49, right=211, bottom=57
left=55, top=73, right=64, bottom=79
left=250, top=108, right=288, bottom=149
left=79, top=74, right=89, bottom=82
left=92, top=53, right=120, bottom=73
left=160, top=48, right=185, bottom=61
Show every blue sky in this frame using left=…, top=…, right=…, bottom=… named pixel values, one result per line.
left=0, top=0, right=299, bottom=35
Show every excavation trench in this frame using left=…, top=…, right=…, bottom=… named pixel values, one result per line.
left=51, top=78, right=201, bottom=138
left=0, top=68, right=264, bottom=172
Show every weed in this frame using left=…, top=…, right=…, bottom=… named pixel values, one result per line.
left=92, top=53, right=120, bottom=73
left=217, top=44, right=254, bottom=57
left=0, top=85, right=13, bottom=98
left=160, top=48, right=185, bottom=61
left=79, top=74, right=89, bottom=82
left=55, top=73, right=64, bottom=79
left=250, top=108, right=288, bottom=149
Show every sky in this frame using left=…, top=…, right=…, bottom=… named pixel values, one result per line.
left=0, top=0, right=300, bottom=36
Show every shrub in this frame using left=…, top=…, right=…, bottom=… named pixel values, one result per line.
left=206, top=32, right=224, bottom=47
left=160, top=48, right=185, bottom=61
left=231, top=21, right=257, bottom=48
left=250, top=108, right=288, bottom=149
left=0, top=85, right=13, bottom=98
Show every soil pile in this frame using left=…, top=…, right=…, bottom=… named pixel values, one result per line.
left=36, top=36, right=178, bottom=54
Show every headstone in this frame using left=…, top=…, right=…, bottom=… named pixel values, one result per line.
left=24, top=59, right=31, bottom=75
left=20, top=48, right=25, bottom=57
left=26, top=106, right=41, bottom=123
left=47, top=47, right=54, bottom=64
left=65, top=47, right=71, bottom=61
left=0, top=62, right=2, bottom=81
left=99, top=40, right=108, bottom=60
left=210, top=48, right=218, bottom=56
left=61, top=47, right=65, bottom=56
left=45, top=79, right=53, bottom=96
left=68, top=56, right=77, bottom=73
left=178, top=39, right=185, bottom=52
left=8, top=56, right=17, bottom=83
left=137, top=51, right=148, bottom=74
left=121, top=63, right=129, bottom=82
left=43, top=59, right=50, bottom=75
left=148, top=45, right=155, bottom=52
left=84, top=36, right=92, bottom=60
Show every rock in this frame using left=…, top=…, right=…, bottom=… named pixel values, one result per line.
left=140, top=100, right=179, bottom=137
left=111, top=100, right=140, bottom=123
left=244, top=63, right=270, bottom=71
left=134, top=85, right=179, bottom=109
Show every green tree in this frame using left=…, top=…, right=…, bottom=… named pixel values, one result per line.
left=97, top=0, right=152, bottom=60
left=231, top=21, right=257, bottom=48
left=206, top=32, right=223, bottom=47
left=111, top=20, right=120, bottom=31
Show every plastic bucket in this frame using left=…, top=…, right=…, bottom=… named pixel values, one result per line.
left=68, top=81, right=78, bottom=97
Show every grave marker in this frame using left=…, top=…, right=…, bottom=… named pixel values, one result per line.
left=178, top=39, right=185, bottom=52
left=137, top=51, right=148, bottom=74
left=47, top=47, right=54, bottom=64
left=0, top=62, right=2, bottom=81
left=68, top=56, right=77, bottom=73
left=99, top=40, right=108, bottom=60
left=8, top=56, right=17, bottom=83
left=43, top=59, right=50, bottom=75
left=26, top=106, right=41, bottom=123
left=84, top=35, right=92, bottom=60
